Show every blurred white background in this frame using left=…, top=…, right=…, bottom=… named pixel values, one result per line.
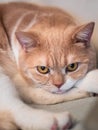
left=0, top=0, right=98, bottom=48
left=1, top=0, right=98, bottom=21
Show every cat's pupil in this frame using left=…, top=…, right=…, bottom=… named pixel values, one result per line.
left=69, top=64, right=75, bottom=68
left=41, top=66, right=46, bottom=70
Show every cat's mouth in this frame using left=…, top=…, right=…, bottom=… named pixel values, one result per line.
left=50, top=87, right=74, bottom=94
left=51, top=89, right=70, bottom=94
left=52, top=90, right=66, bottom=94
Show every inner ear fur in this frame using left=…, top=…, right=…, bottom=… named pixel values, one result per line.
left=15, top=31, right=39, bottom=51
left=72, top=22, right=95, bottom=47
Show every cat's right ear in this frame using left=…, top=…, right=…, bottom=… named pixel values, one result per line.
left=15, top=31, right=38, bottom=52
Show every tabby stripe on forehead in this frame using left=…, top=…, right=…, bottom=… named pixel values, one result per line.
left=23, top=14, right=38, bottom=31
left=11, top=11, right=37, bottom=64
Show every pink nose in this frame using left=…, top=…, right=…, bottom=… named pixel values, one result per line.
left=54, top=83, right=63, bottom=88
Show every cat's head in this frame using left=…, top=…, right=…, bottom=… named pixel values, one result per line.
left=15, top=22, right=96, bottom=94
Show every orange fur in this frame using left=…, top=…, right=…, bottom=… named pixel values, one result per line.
left=0, top=2, right=96, bottom=103
left=0, top=2, right=97, bottom=129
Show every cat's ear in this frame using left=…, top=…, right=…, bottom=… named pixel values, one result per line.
left=72, top=22, right=95, bottom=47
left=15, top=31, right=38, bottom=52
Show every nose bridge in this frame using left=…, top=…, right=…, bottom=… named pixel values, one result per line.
left=52, top=72, right=64, bottom=87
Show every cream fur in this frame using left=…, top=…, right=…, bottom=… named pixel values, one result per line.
left=0, top=67, right=71, bottom=130
left=0, top=2, right=97, bottom=130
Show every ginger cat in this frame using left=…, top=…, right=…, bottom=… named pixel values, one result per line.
left=0, top=2, right=97, bottom=130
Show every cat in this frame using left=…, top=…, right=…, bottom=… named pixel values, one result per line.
left=0, top=2, right=97, bottom=130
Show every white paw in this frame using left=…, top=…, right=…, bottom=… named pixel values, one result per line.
left=38, top=111, right=72, bottom=130
left=54, top=112, right=72, bottom=130
left=15, top=110, right=72, bottom=130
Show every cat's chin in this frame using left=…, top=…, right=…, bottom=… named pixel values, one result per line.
left=51, top=89, right=66, bottom=94
left=42, top=88, right=66, bottom=95
left=49, top=87, right=75, bottom=94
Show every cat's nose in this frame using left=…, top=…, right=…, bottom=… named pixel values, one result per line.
left=54, top=83, right=63, bottom=88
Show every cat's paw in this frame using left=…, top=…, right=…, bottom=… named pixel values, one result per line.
left=54, top=112, right=72, bottom=130
left=18, top=111, right=72, bottom=130
left=41, top=111, right=72, bottom=130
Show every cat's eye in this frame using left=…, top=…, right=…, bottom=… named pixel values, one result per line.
left=66, top=63, right=78, bottom=72
left=37, top=66, right=50, bottom=74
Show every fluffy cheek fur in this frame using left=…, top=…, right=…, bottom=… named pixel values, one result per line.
left=27, top=69, right=50, bottom=85
left=68, top=63, right=88, bottom=80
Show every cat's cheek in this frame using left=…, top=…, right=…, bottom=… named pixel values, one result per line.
left=26, top=70, right=50, bottom=85
left=68, top=64, right=88, bottom=80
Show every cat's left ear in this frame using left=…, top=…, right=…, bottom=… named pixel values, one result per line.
left=72, top=22, right=95, bottom=47
left=15, top=31, right=38, bottom=52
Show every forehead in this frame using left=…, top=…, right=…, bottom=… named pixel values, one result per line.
left=39, top=27, right=76, bottom=67
left=28, top=25, right=88, bottom=68
left=46, top=44, right=88, bottom=68
left=41, top=31, right=89, bottom=68
left=26, top=43, right=88, bottom=69
left=46, top=50, right=68, bottom=68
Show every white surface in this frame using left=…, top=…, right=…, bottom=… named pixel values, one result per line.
left=0, top=0, right=97, bottom=21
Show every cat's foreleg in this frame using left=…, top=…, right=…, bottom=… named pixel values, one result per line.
left=75, top=69, right=98, bottom=94
left=21, top=84, right=89, bottom=105
left=0, top=72, right=71, bottom=130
